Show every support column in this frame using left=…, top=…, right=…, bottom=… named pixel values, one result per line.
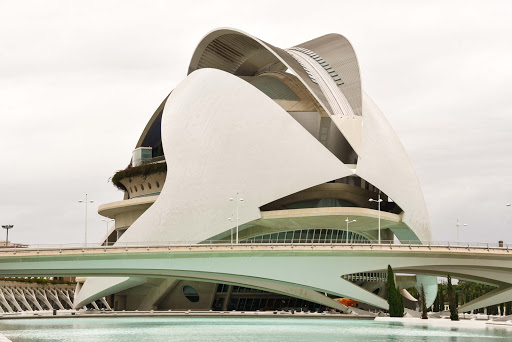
left=137, top=279, right=178, bottom=311
left=90, top=301, right=100, bottom=310
left=56, top=289, right=74, bottom=308
left=35, top=289, right=53, bottom=310
left=2, top=288, right=23, bottom=312
left=13, top=288, right=33, bottom=311
left=46, top=289, right=65, bottom=310
left=100, top=297, right=112, bottom=310
left=222, top=285, right=233, bottom=311
left=0, top=289, right=13, bottom=313
left=24, top=289, right=43, bottom=311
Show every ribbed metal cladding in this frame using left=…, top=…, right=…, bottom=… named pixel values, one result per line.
left=248, top=75, right=300, bottom=101
left=267, top=43, right=335, bottom=116
left=189, top=29, right=336, bottom=116
left=197, top=34, right=280, bottom=76
left=295, top=34, right=362, bottom=116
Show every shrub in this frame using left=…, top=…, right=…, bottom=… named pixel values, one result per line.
left=111, top=162, right=167, bottom=191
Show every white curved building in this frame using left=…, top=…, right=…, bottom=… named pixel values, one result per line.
left=76, top=28, right=434, bottom=312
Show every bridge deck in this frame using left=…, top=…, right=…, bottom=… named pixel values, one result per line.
left=0, top=242, right=511, bottom=258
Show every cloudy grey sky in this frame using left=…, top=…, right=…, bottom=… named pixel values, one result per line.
left=1, top=0, right=511, bottom=245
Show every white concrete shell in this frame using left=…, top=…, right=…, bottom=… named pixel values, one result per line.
left=78, top=67, right=354, bottom=306
left=126, top=68, right=353, bottom=243
left=81, top=28, right=433, bottom=310
left=187, top=27, right=431, bottom=242
left=357, top=92, right=431, bottom=242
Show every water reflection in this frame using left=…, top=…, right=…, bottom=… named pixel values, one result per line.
left=0, top=317, right=509, bottom=342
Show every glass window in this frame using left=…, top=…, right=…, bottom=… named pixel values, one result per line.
left=182, top=285, right=200, bottom=303
left=278, top=232, right=286, bottom=242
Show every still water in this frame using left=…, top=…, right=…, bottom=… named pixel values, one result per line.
left=0, top=317, right=510, bottom=342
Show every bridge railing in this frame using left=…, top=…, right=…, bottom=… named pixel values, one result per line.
left=0, top=239, right=509, bottom=254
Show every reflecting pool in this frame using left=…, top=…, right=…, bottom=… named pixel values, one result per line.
left=0, top=317, right=510, bottom=341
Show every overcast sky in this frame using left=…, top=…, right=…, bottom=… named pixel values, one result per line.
left=0, top=0, right=511, bottom=246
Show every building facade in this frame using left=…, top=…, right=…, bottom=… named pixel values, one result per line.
left=75, top=28, right=435, bottom=311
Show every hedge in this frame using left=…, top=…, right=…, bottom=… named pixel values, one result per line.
left=112, top=162, right=167, bottom=191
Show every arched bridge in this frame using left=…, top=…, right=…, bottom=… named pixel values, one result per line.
left=0, top=242, right=510, bottom=313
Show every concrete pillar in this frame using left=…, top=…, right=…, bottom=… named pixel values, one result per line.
left=57, top=289, right=74, bottom=308
left=2, top=288, right=23, bottom=312
left=100, top=297, right=112, bottom=310
left=12, top=288, right=33, bottom=311
left=137, top=279, right=178, bottom=311
left=222, top=286, right=233, bottom=311
left=46, top=289, right=65, bottom=310
left=35, top=289, right=53, bottom=310
left=0, top=289, right=14, bottom=313
left=24, top=289, right=43, bottom=311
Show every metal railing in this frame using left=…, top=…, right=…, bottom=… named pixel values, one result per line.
left=0, top=240, right=510, bottom=255
left=138, top=155, right=165, bottom=166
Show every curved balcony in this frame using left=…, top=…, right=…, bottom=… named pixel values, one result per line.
left=112, top=162, right=166, bottom=199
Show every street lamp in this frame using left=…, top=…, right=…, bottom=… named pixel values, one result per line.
left=1, top=225, right=13, bottom=247
left=78, top=194, right=94, bottom=248
left=101, top=218, right=114, bottom=245
left=227, top=218, right=234, bottom=244
left=455, top=219, right=468, bottom=244
left=229, top=194, right=244, bottom=244
left=345, top=217, right=356, bottom=244
left=369, top=193, right=383, bottom=244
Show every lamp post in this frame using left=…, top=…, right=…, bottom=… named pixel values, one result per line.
left=227, top=218, right=234, bottom=244
left=369, top=193, right=383, bottom=244
left=101, top=218, right=114, bottom=246
left=506, top=204, right=510, bottom=243
left=229, top=194, right=244, bottom=244
left=455, top=219, right=468, bottom=244
left=78, top=194, right=94, bottom=248
left=1, top=225, right=13, bottom=247
left=344, top=217, right=356, bottom=244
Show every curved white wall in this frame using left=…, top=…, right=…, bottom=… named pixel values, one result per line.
left=356, top=92, right=431, bottom=242
left=119, top=68, right=353, bottom=244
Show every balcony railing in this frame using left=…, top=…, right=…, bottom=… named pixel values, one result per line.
left=138, top=155, right=165, bottom=166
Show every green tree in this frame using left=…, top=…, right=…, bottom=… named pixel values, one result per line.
left=447, top=275, right=459, bottom=321
left=420, top=284, right=428, bottom=319
left=433, top=291, right=439, bottom=312
left=386, top=265, right=404, bottom=317
left=439, top=284, right=445, bottom=312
